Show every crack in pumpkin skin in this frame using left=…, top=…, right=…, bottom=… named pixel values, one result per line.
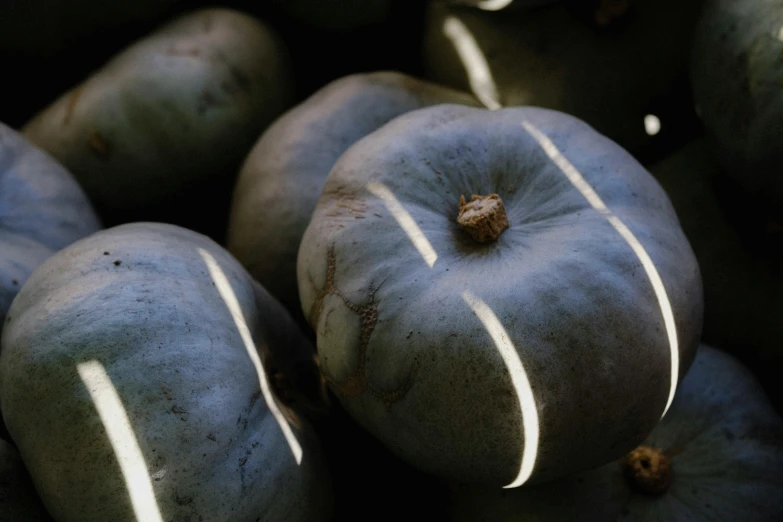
left=308, top=245, right=415, bottom=409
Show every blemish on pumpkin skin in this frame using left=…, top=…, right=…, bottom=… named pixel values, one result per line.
left=308, top=245, right=416, bottom=409
left=63, top=86, right=84, bottom=125
left=88, top=132, right=112, bottom=159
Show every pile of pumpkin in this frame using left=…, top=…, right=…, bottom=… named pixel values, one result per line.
left=2, top=1, right=783, bottom=520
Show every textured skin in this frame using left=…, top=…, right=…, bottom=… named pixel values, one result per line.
left=423, top=0, right=704, bottom=153
left=227, top=71, right=478, bottom=313
left=0, top=223, right=332, bottom=522
left=297, top=105, right=703, bottom=485
left=0, top=122, right=101, bottom=336
left=451, top=346, right=783, bottom=521
left=23, top=8, right=292, bottom=212
left=650, top=141, right=783, bottom=375
left=691, top=0, right=783, bottom=210
left=0, top=439, right=53, bottom=521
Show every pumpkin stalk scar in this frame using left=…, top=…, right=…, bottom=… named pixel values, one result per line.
left=622, top=445, right=672, bottom=495
left=309, top=245, right=416, bottom=409
left=457, top=193, right=509, bottom=243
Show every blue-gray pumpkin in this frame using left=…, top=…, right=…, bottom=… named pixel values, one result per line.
left=1, top=122, right=101, bottom=335
left=227, top=71, right=477, bottom=313
left=691, top=0, right=783, bottom=210
left=0, top=223, right=332, bottom=522
left=297, top=104, right=703, bottom=486
left=423, top=0, right=704, bottom=153
left=23, top=9, right=292, bottom=216
left=450, top=345, right=783, bottom=521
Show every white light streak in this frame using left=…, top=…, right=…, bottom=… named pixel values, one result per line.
left=521, top=120, right=679, bottom=418
left=462, top=290, right=539, bottom=488
left=199, top=248, right=303, bottom=464
left=443, top=16, right=502, bottom=110
left=77, top=360, right=164, bottom=522
left=367, top=182, right=438, bottom=267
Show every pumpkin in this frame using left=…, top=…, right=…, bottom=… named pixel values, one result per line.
left=422, top=0, right=704, bottom=153
left=0, top=438, right=53, bottom=521
left=296, top=104, right=703, bottom=486
left=0, top=223, right=332, bottom=522
left=0, top=122, right=101, bottom=334
left=690, top=0, right=783, bottom=211
left=22, top=8, right=292, bottom=240
left=227, top=71, right=478, bottom=314
left=649, top=140, right=783, bottom=410
left=450, top=345, right=783, bottom=521
left=1, top=122, right=101, bottom=440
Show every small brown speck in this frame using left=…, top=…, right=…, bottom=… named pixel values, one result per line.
left=11, top=279, right=18, bottom=285
left=88, top=132, right=112, bottom=159
left=113, top=260, right=121, bottom=266
left=207, top=434, right=216, bottom=441
left=239, top=457, right=248, bottom=466
left=171, top=405, right=187, bottom=414
left=103, top=251, right=110, bottom=255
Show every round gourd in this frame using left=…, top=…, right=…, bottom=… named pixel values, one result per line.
left=423, top=0, right=704, bottom=153
left=690, top=0, right=783, bottom=210
left=227, top=71, right=478, bottom=313
left=1, top=122, right=101, bottom=333
left=1, top=438, right=53, bottom=521
left=297, top=104, right=703, bottom=486
left=650, top=141, right=783, bottom=388
left=0, top=223, right=331, bottom=522
left=22, top=8, right=292, bottom=231
left=450, top=345, right=783, bottom=521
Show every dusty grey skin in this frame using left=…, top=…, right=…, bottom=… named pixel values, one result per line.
left=0, top=439, right=53, bottom=521
left=23, top=8, right=292, bottom=213
left=650, top=141, right=783, bottom=382
left=0, top=223, right=332, bottom=522
left=273, top=0, right=391, bottom=30
left=0, top=122, right=101, bottom=441
left=450, top=345, right=783, bottom=521
left=227, top=71, right=478, bottom=314
left=0, top=122, right=101, bottom=334
left=691, top=0, right=783, bottom=210
left=297, top=105, right=703, bottom=486
left=0, top=0, right=179, bottom=58
left=423, top=0, right=704, bottom=153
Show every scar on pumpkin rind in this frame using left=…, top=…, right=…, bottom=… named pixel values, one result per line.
left=308, top=245, right=415, bottom=408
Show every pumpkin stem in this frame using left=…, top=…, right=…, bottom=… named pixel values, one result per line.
left=622, top=445, right=672, bottom=495
left=457, top=193, right=509, bottom=243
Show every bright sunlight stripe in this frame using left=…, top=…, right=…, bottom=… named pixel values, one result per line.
left=477, top=0, right=514, bottom=10
left=462, top=290, right=540, bottom=488
left=77, top=360, right=164, bottom=522
left=442, top=16, right=502, bottom=110
left=199, top=248, right=303, bottom=464
left=367, top=182, right=438, bottom=267
left=521, top=121, right=679, bottom=418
